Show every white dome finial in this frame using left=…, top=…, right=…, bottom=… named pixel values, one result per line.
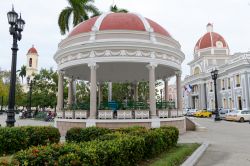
left=206, top=23, right=213, bottom=32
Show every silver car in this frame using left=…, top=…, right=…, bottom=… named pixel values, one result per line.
left=186, top=109, right=198, bottom=116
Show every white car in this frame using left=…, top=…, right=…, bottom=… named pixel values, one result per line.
left=186, top=109, right=198, bottom=116
left=183, top=108, right=190, bottom=115
left=225, top=110, right=250, bottom=122
left=219, top=109, right=232, bottom=119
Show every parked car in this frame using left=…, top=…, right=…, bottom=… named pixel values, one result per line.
left=186, top=109, right=198, bottom=116
left=183, top=108, right=190, bottom=115
left=194, top=110, right=212, bottom=118
left=225, top=110, right=250, bottom=122
left=219, top=109, right=232, bottom=119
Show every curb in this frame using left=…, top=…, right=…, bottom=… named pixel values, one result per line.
left=181, top=142, right=209, bottom=166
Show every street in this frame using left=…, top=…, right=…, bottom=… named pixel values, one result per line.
left=0, top=113, right=53, bottom=127
left=179, top=118, right=250, bottom=166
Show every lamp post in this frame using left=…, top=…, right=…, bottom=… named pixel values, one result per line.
left=211, top=69, right=220, bottom=121
left=0, top=96, right=3, bottom=112
left=6, top=6, right=25, bottom=127
left=27, top=77, right=34, bottom=118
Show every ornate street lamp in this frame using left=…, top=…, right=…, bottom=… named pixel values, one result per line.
left=211, top=69, right=220, bottom=121
left=6, top=6, right=25, bottom=127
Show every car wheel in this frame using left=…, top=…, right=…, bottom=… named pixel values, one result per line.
left=240, top=117, right=244, bottom=123
left=209, top=114, right=212, bottom=118
left=201, top=115, right=203, bottom=118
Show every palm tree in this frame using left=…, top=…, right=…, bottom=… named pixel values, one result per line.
left=110, top=5, right=128, bottom=13
left=17, top=65, right=26, bottom=83
left=58, top=0, right=100, bottom=35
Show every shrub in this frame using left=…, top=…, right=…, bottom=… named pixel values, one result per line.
left=13, top=136, right=145, bottom=166
left=12, top=126, right=179, bottom=166
left=65, top=127, right=112, bottom=143
left=0, top=126, right=60, bottom=156
left=125, top=126, right=179, bottom=158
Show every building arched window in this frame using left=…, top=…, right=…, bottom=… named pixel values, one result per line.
left=193, top=67, right=201, bottom=75
left=29, top=58, right=32, bottom=67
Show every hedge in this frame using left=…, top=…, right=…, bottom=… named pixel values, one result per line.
left=12, top=126, right=179, bottom=166
left=13, top=136, right=145, bottom=166
left=0, top=126, right=60, bottom=155
left=119, top=126, right=179, bottom=158
left=65, top=126, right=112, bottom=143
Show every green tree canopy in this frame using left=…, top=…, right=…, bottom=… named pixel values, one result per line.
left=32, top=68, right=67, bottom=109
left=17, top=65, right=26, bottom=83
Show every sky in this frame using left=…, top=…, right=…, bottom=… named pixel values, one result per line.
left=1, top=0, right=250, bottom=81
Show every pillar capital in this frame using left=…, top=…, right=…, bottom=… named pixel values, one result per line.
left=175, top=70, right=182, bottom=77
left=88, top=62, right=99, bottom=69
left=165, top=77, right=170, bottom=81
left=58, top=70, right=65, bottom=76
left=146, top=62, right=158, bottom=70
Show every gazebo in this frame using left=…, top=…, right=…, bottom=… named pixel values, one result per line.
left=54, top=12, right=185, bottom=135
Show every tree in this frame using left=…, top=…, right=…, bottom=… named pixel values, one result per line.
left=32, top=68, right=61, bottom=109
left=17, top=65, right=26, bottom=83
left=110, top=5, right=128, bottom=13
left=58, top=0, right=100, bottom=35
left=75, top=81, right=90, bottom=103
left=0, top=70, right=26, bottom=107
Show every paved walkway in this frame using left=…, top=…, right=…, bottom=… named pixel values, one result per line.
left=0, top=113, right=53, bottom=127
left=179, top=118, right=250, bottom=166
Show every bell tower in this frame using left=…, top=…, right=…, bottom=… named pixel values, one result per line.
left=26, top=45, right=38, bottom=80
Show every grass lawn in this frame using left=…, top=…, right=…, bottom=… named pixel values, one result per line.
left=140, top=143, right=200, bottom=166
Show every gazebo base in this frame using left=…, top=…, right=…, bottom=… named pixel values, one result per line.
left=54, top=117, right=186, bottom=136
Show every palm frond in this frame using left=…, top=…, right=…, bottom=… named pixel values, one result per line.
left=84, top=4, right=101, bottom=16
left=58, top=7, right=73, bottom=35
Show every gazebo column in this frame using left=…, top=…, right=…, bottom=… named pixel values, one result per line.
left=164, top=78, right=169, bottom=101
left=67, top=78, right=74, bottom=106
left=108, top=82, right=112, bottom=102
left=147, top=63, right=157, bottom=118
left=57, top=71, right=64, bottom=118
left=89, top=63, right=98, bottom=119
left=176, top=71, right=182, bottom=116
left=73, top=80, right=77, bottom=104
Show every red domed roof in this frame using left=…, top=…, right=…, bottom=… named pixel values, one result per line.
left=27, top=45, right=38, bottom=54
left=68, top=13, right=171, bottom=37
left=195, top=24, right=228, bottom=51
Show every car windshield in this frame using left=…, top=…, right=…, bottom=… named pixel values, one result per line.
left=220, top=110, right=228, bottom=113
left=231, top=111, right=239, bottom=114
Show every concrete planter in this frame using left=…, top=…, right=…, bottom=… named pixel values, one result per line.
left=134, top=110, right=149, bottom=119
left=117, top=110, right=133, bottom=119
left=98, top=110, right=113, bottom=119
left=75, top=110, right=88, bottom=119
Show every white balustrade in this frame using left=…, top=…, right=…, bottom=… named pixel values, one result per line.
left=98, top=110, right=113, bottom=119
left=117, top=110, right=133, bottom=119
left=134, top=110, right=149, bottom=119
left=75, top=110, right=87, bottom=119
left=65, top=111, right=73, bottom=119
left=56, top=111, right=63, bottom=118
left=158, top=110, right=169, bottom=118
